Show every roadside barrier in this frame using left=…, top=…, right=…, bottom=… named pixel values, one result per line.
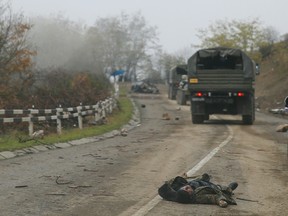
left=0, top=98, right=116, bottom=136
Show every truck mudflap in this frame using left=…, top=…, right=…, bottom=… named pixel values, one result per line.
left=191, top=97, right=206, bottom=115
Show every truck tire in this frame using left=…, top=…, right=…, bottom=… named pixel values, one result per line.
left=242, top=115, right=253, bottom=125
left=192, top=115, right=204, bottom=124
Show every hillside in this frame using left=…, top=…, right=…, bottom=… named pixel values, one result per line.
left=255, top=60, right=288, bottom=113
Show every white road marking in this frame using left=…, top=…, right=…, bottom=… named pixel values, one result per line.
left=131, top=125, right=234, bottom=216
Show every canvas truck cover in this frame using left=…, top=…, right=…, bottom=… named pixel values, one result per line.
left=169, top=64, right=188, bottom=83
left=187, top=47, right=255, bottom=79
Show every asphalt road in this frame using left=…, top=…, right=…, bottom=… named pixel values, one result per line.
left=0, top=91, right=287, bottom=216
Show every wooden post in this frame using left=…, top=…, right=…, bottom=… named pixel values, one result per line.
left=28, top=106, right=34, bottom=136
left=56, top=106, right=62, bottom=135
left=94, top=103, right=100, bottom=122
left=101, top=101, right=106, bottom=118
left=108, top=98, right=113, bottom=114
left=77, top=105, right=83, bottom=129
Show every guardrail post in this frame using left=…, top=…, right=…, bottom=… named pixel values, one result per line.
left=101, top=101, right=106, bottom=118
left=56, top=105, right=62, bottom=135
left=108, top=98, right=112, bottom=114
left=94, top=103, right=100, bottom=122
left=77, top=104, right=83, bottom=129
left=28, top=105, right=34, bottom=136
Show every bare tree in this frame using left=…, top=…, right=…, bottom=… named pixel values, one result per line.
left=82, top=12, right=160, bottom=80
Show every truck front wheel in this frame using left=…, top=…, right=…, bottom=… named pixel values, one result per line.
left=192, top=115, right=204, bottom=124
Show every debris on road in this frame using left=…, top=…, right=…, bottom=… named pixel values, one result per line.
left=269, top=97, right=288, bottom=116
left=236, top=197, right=259, bottom=202
left=46, top=193, right=67, bottom=196
left=162, top=113, right=170, bottom=120
left=269, top=108, right=288, bottom=115
left=131, top=81, right=159, bottom=94
left=55, top=176, right=73, bottom=185
left=68, top=185, right=92, bottom=189
left=276, top=124, right=288, bottom=132
left=83, top=168, right=98, bottom=172
left=32, top=130, right=44, bottom=139
left=120, top=128, right=128, bottom=136
left=15, top=185, right=28, bottom=188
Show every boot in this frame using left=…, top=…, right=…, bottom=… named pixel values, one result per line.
left=201, top=173, right=210, bottom=182
left=228, top=182, right=238, bottom=191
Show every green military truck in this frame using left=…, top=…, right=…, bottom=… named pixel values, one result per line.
left=168, top=65, right=187, bottom=100
left=175, top=47, right=259, bottom=124
left=176, top=73, right=190, bottom=105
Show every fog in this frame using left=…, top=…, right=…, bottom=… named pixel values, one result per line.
left=28, top=15, right=86, bottom=70
left=12, top=0, right=288, bottom=53
left=26, top=12, right=162, bottom=82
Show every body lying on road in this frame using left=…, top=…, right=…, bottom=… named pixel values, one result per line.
left=158, top=173, right=238, bottom=208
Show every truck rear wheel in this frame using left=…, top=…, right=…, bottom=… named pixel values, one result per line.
left=242, top=115, right=253, bottom=125
left=192, top=115, right=204, bottom=124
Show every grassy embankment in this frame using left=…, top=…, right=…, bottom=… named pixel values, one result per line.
left=0, top=87, right=133, bottom=152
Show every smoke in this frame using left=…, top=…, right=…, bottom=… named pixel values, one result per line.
left=27, top=14, right=87, bottom=71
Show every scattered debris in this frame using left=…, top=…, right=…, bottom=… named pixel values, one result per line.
left=83, top=153, right=100, bottom=158
left=236, top=197, right=259, bottom=202
left=15, top=185, right=28, bottom=188
left=120, top=128, right=128, bottom=136
left=276, top=124, right=288, bottom=132
left=17, top=134, right=47, bottom=144
left=46, top=193, right=67, bottom=196
left=269, top=108, right=288, bottom=115
left=162, top=113, right=170, bottom=120
left=68, top=185, right=92, bottom=189
left=55, top=176, right=72, bottom=185
left=83, top=168, right=98, bottom=172
left=32, top=130, right=44, bottom=139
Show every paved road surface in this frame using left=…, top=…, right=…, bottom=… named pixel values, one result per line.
left=0, top=91, right=287, bottom=216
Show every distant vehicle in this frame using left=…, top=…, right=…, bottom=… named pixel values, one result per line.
left=175, top=47, right=259, bottom=124
left=168, top=65, right=188, bottom=102
left=131, top=81, right=159, bottom=94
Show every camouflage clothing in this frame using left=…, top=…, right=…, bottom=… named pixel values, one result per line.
left=158, top=174, right=237, bottom=207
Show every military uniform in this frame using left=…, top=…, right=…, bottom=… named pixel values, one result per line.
left=158, top=174, right=237, bottom=207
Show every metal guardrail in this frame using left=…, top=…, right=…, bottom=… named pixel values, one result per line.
left=0, top=98, right=116, bottom=136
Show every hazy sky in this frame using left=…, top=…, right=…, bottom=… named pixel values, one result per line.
left=11, top=0, right=288, bottom=53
